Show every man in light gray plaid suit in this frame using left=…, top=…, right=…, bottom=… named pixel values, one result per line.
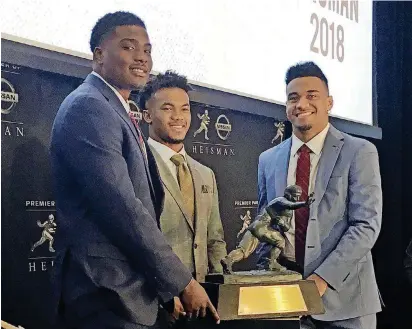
left=140, top=71, right=227, bottom=327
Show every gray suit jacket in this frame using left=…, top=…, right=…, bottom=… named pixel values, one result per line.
left=257, top=125, right=382, bottom=321
left=150, top=147, right=227, bottom=283
left=50, top=74, right=192, bottom=327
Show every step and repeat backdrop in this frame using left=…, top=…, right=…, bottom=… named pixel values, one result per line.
left=1, top=63, right=288, bottom=328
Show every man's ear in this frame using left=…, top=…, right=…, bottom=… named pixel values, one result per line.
left=93, top=47, right=104, bottom=64
left=327, top=95, right=334, bottom=113
left=143, top=109, right=152, bottom=124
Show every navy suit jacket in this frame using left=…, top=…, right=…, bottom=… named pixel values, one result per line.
left=257, top=125, right=382, bottom=321
left=50, top=74, right=192, bottom=327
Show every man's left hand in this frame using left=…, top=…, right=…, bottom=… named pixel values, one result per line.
left=307, top=274, right=328, bottom=296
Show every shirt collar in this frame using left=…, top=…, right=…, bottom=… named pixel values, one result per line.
left=91, top=71, right=130, bottom=113
left=148, top=137, right=187, bottom=163
left=290, top=123, right=330, bottom=157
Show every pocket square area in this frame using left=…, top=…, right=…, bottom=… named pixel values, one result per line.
left=201, top=185, right=212, bottom=193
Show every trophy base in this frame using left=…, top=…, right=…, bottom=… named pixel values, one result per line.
left=206, top=270, right=302, bottom=284
left=202, top=271, right=324, bottom=321
left=185, top=317, right=301, bottom=329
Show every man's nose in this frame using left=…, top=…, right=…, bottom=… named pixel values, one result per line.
left=296, top=97, right=309, bottom=109
left=133, top=48, right=148, bottom=63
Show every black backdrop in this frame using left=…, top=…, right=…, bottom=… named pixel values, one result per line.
left=371, top=2, right=412, bottom=329
left=1, top=66, right=83, bottom=327
left=1, top=63, right=288, bottom=328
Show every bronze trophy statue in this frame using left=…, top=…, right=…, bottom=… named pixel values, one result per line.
left=202, top=185, right=323, bottom=323
left=221, top=185, right=314, bottom=275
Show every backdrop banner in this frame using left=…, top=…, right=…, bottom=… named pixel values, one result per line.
left=1, top=63, right=290, bottom=328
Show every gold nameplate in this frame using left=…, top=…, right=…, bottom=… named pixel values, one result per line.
left=238, top=284, right=308, bottom=315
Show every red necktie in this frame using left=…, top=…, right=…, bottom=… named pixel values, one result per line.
left=129, top=112, right=146, bottom=157
left=295, top=144, right=311, bottom=268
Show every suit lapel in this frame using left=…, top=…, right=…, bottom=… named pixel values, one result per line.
left=150, top=147, right=195, bottom=233
left=85, top=74, right=144, bottom=153
left=314, top=125, right=345, bottom=204
left=84, top=74, right=155, bottom=193
left=145, top=145, right=165, bottom=220
left=187, top=156, right=202, bottom=234
left=274, top=139, right=291, bottom=197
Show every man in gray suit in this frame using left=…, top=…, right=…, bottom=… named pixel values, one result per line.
left=50, top=12, right=219, bottom=329
left=140, top=71, right=227, bottom=324
left=257, top=62, right=382, bottom=329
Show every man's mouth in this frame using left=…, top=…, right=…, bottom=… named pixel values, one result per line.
left=295, top=111, right=313, bottom=118
left=130, top=66, right=148, bottom=77
left=170, top=124, right=186, bottom=130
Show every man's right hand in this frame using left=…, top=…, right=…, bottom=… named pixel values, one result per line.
left=180, top=279, right=220, bottom=324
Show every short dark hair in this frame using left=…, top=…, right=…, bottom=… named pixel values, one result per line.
left=138, top=70, right=193, bottom=110
left=285, top=61, right=329, bottom=90
left=90, top=11, right=146, bottom=52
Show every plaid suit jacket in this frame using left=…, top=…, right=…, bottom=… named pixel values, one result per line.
left=150, top=146, right=227, bottom=283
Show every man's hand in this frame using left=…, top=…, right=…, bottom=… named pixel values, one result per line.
left=307, top=274, right=328, bottom=296
left=180, top=279, right=220, bottom=324
left=171, top=297, right=186, bottom=320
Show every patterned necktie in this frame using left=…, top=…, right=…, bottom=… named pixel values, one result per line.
left=295, top=144, right=311, bottom=268
left=170, top=154, right=195, bottom=223
left=128, top=112, right=147, bottom=158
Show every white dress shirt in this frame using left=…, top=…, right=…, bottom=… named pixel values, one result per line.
left=283, top=123, right=330, bottom=261
left=91, top=71, right=130, bottom=114
left=148, top=138, right=187, bottom=184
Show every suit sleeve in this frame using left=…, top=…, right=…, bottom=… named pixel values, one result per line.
left=207, top=170, right=227, bottom=273
left=254, top=153, right=273, bottom=261
left=257, top=153, right=268, bottom=215
left=54, top=97, right=192, bottom=296
left=314, top=142, right=382, bottom=291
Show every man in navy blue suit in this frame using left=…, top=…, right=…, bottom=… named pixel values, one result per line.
left=50, top=11, right=219, bottom=329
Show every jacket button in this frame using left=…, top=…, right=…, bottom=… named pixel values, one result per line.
left=194, top=243, right=198, bottom=249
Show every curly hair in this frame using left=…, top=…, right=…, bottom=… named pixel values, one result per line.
left=138, top=70, right=193, bottom=110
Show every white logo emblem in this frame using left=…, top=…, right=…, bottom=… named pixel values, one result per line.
left=1, top=78, right=19, bottom=114
left=237, top=210, right=252, bottom=239
left=128, top=100, right=142, bottom=122
left=272, top=121, right=285, bottom=144
left=31, top=214, right=57, bottom=253
left=193, top=109, right=211, bottom=140
left=215, top=114, right=232, bottom=141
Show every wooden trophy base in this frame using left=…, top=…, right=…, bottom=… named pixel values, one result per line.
left=201, top=271, right=324, bottom=323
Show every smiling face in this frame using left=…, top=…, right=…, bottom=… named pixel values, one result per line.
left=286, top=76, right=333, bottom=141
left=144, top=87, right=191, bottom=152
left=93, top=25, right=153, bottom=100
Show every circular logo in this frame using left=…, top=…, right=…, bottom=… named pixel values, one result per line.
left=1, top=78, right=19, bottom=114
left=215, top=114, right=232, bottom=140
left=127, top=100, right=142, bottom=123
